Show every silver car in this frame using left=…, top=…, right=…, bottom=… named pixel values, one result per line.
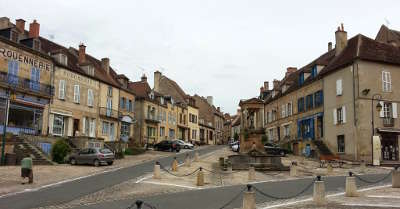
left=174, top=139, right=194, bottom=149
left=69, top=148, right=115, bottom=166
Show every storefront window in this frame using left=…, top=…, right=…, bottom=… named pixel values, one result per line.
left=121, top=122, right=130, bottom=137
left=53, top=115, right=64, bottom=136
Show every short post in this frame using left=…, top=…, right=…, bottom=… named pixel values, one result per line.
left=219, top=157, right=225, bottom=168
left=135, top=200, right=143, bottom=209
left=248, top=166, right=255, bottom=181
left=227, top=163, right=233, bottom=172
left=360, top=160, right=366, bottom=173
left=184, top=154, right=191, bottom=167
left=290, top=161, right=297, bottom=177
left=345, top=172, right=358, bottom=197
left=194, top=152, right=199, bottom=162
left=197, top=167, right=204, bottom=186
left=172, top=157, right=178, bottom=172
left=393, top=166, right=400, bottom=188
left=326, top=163, right=333, bottom=175
left=153, top=162, right=161, bottom=179
left=242, top=185, right=256, bottom=209
left=313, top=176, right=326, bottom=205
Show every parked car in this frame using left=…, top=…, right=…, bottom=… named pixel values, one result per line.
left=231, top=141, right=240, bottom=152
left=154, top=140, right=181, bottom=152
left=174, top=139, right=194, bottom=149
left=69, top=148, right=114, bottom=166
left=264, top=142, right=288, bottom=156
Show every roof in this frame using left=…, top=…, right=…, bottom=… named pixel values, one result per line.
left=157, top=74, right=188, bottom=104
left=128, top=81, right=151, bottom=99
left=239, top=97, right=264, bottom=106
left=375, top=24, right=400, bottom=46
left=231, top=115, right=241, bottom=127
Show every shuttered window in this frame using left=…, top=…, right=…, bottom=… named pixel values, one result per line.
left=336, top=79, right=342, bottom=96
left=382, top=71, right=392, bottom=92
left=59, top=80, right=65, bottom=100
left=73, top=85, right=80, bottom=103
left=87, top=89, right=94, bottom=107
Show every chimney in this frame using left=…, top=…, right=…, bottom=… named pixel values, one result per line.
left=101, top=58, right=110, bottom=74
left=15, top=19, right=25, bottom=33
left=141, top=74, right=147, bottom=82
left=154, top=71, right=161, bottom=92
left=335, top=23, right=347, bottom=56
left=263, top=81, right=269, bottom=90
left=285, top=67, right=297, bottom=77
left=28, top=19, right=40, bottom=38
left=273, top=79, right=280, bottom=89
left=260, top=86, right=264, bottom=93
left=328, top=42, right=333, bottom=51
left=217, top=107, right=220, bottom=112
left=0, top=17, right=11, bottom=29
left=78, top=43, right=86, bottom=64
left=237, top=108, right=241, bottom=116
left=206, top=96, right=213, bottom=106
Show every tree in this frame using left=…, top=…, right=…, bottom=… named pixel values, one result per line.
left=51, top=139, right=71, bottom=163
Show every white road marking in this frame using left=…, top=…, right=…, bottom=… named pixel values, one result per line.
left=342, top=203, right=400, bottom=208
left=141, top=180, right=200, bottom=190
left=367, top=195, right=400, bottom=199
left=260, top=184, right=391, bottom=209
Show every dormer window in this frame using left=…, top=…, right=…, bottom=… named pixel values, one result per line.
left=81, top=65, right=94, bottom=76
left=311, top=66, right=317, bottom=78
left=299, top=72, right=304, bottom=85
left=10, top=30, right=18, bottom=42
left=53, top=53, right=68, bottom=66
left=160, top=97, right=165, bottom=105
left=149, top=92, right=154, bottom=100
left=282, top=85, right=288, bottom=93
left=33, top=39, right=40, bottom=51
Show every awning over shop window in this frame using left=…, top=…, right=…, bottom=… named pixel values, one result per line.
left=121, top=115, right=133, bottom=123
left=377, top=128, right=400, bottom=134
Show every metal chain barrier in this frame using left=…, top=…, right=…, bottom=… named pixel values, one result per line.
left=353, top=170, right=393, bottom=184
left=201, top=167, right=224, bottom=185
left=253, top=178, right=316, bottom=200
left=126, top=200, right=157, bottom=209
left=218, top=186, right=247, bottom=209
left=159, top=163, right=200, bottom=177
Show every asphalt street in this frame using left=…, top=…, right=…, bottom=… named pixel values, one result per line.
left=72, top=172, right=392, bottom=209
left=0, top=145, right=222, bottom=209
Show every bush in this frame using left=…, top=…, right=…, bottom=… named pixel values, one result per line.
left=124, top=147, right=146, bottom=155
left=51, top=139, right=71, bottom=163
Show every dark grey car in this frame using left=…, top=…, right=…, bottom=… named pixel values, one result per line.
left=69, top=148, right=115, bottom=166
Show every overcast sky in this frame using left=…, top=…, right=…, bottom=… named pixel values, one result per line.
left=1, top=0, right=399, bottom=114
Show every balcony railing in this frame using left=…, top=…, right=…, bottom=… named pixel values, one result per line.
left=145, top=114, right=160, bottom=123
left=99, top=107, right=120, bottom=119
left=383, top=117, right=394, bottom=127
left=0, top=73, right=53, bottom=97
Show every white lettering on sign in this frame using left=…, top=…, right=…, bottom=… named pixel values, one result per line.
left=62, top=69, right=98, bottom=87
left=0, top=47, right=51, bottom=71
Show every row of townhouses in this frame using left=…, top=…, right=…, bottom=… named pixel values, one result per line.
left=239, top=24, right=400, bottom=165
left=0, top=17, right=225, bottom=157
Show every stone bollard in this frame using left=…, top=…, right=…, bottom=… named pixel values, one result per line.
left=194, top=152, right=199, bottom=162
left=393, top=166, right=400, bottom=188
left=242, top=185, right=256, bottom=209
left=184, top=154, right=191, bottom=167
left=248, top=166, right=256, bottom=181
left=227, top=164, right=233, bottom=172
left=360, top=160, right=366, bottom=173
left=153, top=162, right=161, bottom=179
left=290, top=161, right=297, bottom=177
left=197, top=167, right=204, bottom=186
left=172, top=157, right=178, bottom=172
left=313, top=176, right=326, bottom=205
left=219, top=157, right=225, bottom=168
left=345, top=172, right=358, bottom=197
left=326, top=163, right=333, bottom=175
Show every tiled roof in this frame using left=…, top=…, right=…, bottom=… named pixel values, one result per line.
left=128, top=81, right=151, bottom=99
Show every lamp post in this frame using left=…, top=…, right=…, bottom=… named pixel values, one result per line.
left=371, top=93, right=382, bottom=165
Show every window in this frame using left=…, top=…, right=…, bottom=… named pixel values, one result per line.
left=10, top=30, right=18, bottom=42
left=102, top=121, right=110, bottom=135
left=106, top=98, right=112, bottom=116
left=334, top=106, right=346, bottom=124
left=383, top=102, right=392, bottom=118
left=107, top=86, right=113, bottom=97
left=58, top=80, right=66, bottom=100
left=287, top=102, right=292, bottom=116
left=281, top=104, right=286, bottom=118
left=382, top=71, right=392, bottom=92
left=8, top=60, right=19, bottom=85
left=89, top=119, right=96, bottom=137
left=314, top=91, right=323, bottom=107
left=87, top=89, right=94, bottom=107
left=128, top=100, right=133, bottom=112
left=147, top=127, right=156, bottom=137
left=30, top=67, right=40, bottom=91
left=306, top=94, right=313, bottom=110
left=298, top=97, right=305, bottom=112
left=33, top=39, right=40, bottom=51
left=192, top=129, right=197, bottom=139
left=73, top=85, right=80, bottom=103
left=337, top=135, right=345, bottom=153
left=283, top=125, right=290, bottom=137
left=160, top=127, right=165, bottom=137
left=311, top=66, right=317, bottom=78
left=53, top=115, right=64, bottom=136
left=169, top=129, right=175, bottom=139
left=59, top=54, right=67, bottom=65
left=299, top=72, right=304, bottom=85
left=336, top=79, right=343, bottom=96
left=82, top=117, right=89, bottom=135
left=121, top=122, right=130, bottom=137
left=268, top=129, right=274, bottom=141
left=120, top=97, right=126, bottom=109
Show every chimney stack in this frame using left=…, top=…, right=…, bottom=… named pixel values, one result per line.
left=263, top=81, right=269, bottom=90
left=335, top=23, right=347, bottom=56
left=15, top=19, right=25, bottom=33
left=273, top=79, right=280, bottom=89
left=328, top=42, right=333, bottom=51
left=28, top=19, right=40, bottom=38
left=260, top=86, right=264, bottom=93
left=101, top=58, right=110, bottom=74
left=154, top=71, right=161, bottom=92
left=206, top=96, right=213, bottom=106
left=237, top=108, right=241, bottom=116
left=217, top=107, right=220, bottom=112
left=285, top=67, right=297, bottom=77
left=78, top=43, right=86, bottom=64
left=141, top=74, right=147, bottom=82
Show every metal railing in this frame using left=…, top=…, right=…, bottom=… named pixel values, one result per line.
left=99, top=107, right=120, bottom=119
left=0, top=73, right=53, bottom=96
left=383, top=117, right=394, bottom=127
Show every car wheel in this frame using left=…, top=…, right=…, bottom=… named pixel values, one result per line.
left=279, top=151, right=285, bottom=156
left=70, top=158, right=76, bottom=165
left=184, top=145, right=188, bottom=149
left=94, top=159, right=100, bottom=167
left=107, top=161, right=113, bottom=165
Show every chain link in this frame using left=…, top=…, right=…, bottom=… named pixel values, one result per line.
left=253, top=179, right=315, bottom=200
left=159, top=164, right=200, bottom=177
left=218, top=187, right=247, bottom=209
left=354, top=171, right=392, bottom=184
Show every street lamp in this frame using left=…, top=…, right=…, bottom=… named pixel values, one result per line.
left=371, top=93, right=382, bottom=165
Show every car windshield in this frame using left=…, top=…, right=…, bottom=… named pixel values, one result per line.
left=100, top=149, right=113, bottom=154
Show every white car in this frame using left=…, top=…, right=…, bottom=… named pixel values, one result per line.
left=174, top=139, right=194, bottom=149
left=231, top=142, right=239, bottom=152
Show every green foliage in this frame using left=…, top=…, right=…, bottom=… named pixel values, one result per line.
left=51, top=139, right=71, bottom=163
left=124, top=147, right=146, bottom=155
left=233, top=133, right=239, bottom=141
left=261, top=135, right=268, bottom=144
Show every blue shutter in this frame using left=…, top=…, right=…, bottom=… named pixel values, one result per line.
left=320, top=91, right=324, bottom=105
left=30, top=67, right=40, bottom=91
left=8, top=60, right=19, bottom=85
left=310, top=118, right=315, bottom=140
left=297, top=120, right=301, bottom=138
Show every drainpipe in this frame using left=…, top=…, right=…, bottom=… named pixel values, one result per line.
left=352, top=63, right=357, bottom=161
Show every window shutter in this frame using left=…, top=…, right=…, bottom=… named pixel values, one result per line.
left=379, top=101, right=385, bottom=117
left=333, top=108, right=337, bottom=125
left=49, top=114, right=54, bottom=134
left=82, top=117, right=86, bottom=135
left=74, top=85, right=80, bottom=103
left=59, top=80, right=65, bottom=99
left=87, top=89, right=93, bottom=106
left=388, top=72, right=392, bottom=91
left=392, top=103, right=398, bottom=118
left=336, top=79, right=342, bottom=95
left=342, top=106, right=346, bottom=123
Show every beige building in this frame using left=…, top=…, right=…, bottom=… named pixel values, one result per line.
left=116, top=74, right=135, bottom=142
left=188, top=99, right=199, bottom=143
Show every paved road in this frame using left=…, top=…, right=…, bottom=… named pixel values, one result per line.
left=0, top=145, right=222, bottom=209
left=73, top=173, right=393, bottom=209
